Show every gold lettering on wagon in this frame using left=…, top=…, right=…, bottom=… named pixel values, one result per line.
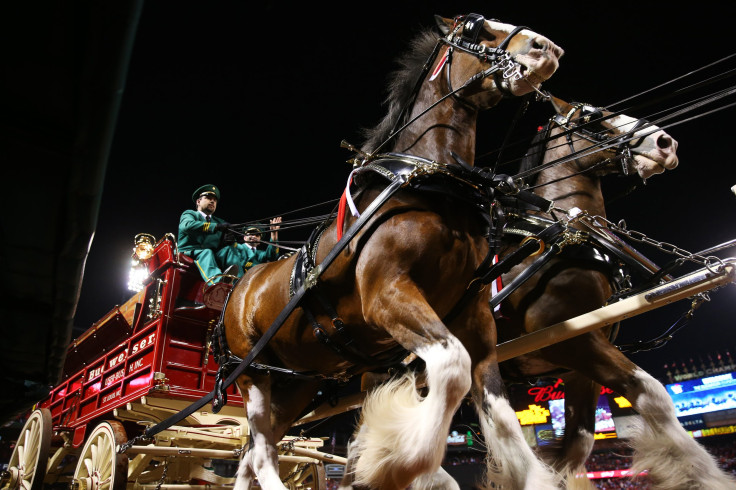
left=128, top=358, right=144, bottom=373
left=104, top=369, right=124, bottom=387
left=106, top=333, right=157, bottom=371
left=102, top=388, right=121, bottom=404
left=87, top=365, right=104, bottom=382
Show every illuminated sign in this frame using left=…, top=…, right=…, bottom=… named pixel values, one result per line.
left=516, top=404, right=550, bottom=425
left=446, top=430, right=474, bottom=446
left=690, top=424, right=736, bottom=438
left=614, top=396, right=632, bottom=408
left=447, top=431, right=466, bottom=445
left=666, top=371, right=736, bottom=417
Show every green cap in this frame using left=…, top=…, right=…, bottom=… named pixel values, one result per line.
left=192, top=184, right=220, bottom=203
left=244, top=226, right=262, bottom=235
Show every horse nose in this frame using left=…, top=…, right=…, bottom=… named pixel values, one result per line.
left=656, top=132, right=679, bottom=169
left=531, top=36, right=564, bottom=59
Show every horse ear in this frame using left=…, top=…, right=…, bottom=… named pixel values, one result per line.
left=435, top=15, right=453, bottom=35
left=549, top=95, right=571, bottom=115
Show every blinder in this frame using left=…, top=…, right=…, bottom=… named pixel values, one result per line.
left=451, top=13, right=528, bottom=62
left=551, top=102, right=652, bottom=177
left=441, top=13, right=528, bottom=101
left=460, top=13, right=485, bottom=44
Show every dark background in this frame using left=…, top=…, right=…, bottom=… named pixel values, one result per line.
left=74, top=2, right=736, bottom=379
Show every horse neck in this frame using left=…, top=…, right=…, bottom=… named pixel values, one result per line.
left=390, top=81, right=495, bottom=166
left=534, top=132, right=607, bottom=218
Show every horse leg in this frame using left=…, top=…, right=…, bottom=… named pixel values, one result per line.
left=411, top=466, right=461, bottom=490
left=548, top=335, right=736, bottom=489
left=347, top=334, right=471, bottom=489
left=472, top=359, right=560, bottom=489
left=235, top=375, right=286, bottom=490
left=539, top=373, right=598, bottom=489
left=624, top=366, right=736, bottom=489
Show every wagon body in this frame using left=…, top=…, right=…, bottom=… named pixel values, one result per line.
left=1, top=236, right=337, bottom=490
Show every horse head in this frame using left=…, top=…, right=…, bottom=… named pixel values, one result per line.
left=547, top=96, right=679, bottom=181
left=434, top=14, right=564, bottom=105
left=365, top=14, right=563, bottom=164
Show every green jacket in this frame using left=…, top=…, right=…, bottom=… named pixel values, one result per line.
left=237, top=241, right=280, bottom=271
left=178, top=210, right=227, bottom=253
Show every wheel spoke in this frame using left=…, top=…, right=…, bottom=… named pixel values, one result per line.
left=17, top=435, right=27, bottom=465
left=7, top=410, right=51, bottom=490
left=73, top=422, right=127, bottom=490
left=92, top=440, right=100, bottom=469
left=99, top=475, right=112, bottom=490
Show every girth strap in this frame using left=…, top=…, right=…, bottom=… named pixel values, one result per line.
left=304, top=287, right=381, bottom=366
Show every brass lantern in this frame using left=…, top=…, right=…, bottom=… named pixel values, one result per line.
left=133, top=233, right=156, bottom=261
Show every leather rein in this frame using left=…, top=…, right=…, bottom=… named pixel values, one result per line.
left=518, top=102, right=654, bottom=186
left=372, top=13, right=529, bottom=157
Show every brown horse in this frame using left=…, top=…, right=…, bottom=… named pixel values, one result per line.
left=222, top=14, right=563, bottom=490
left=495, top=96, right=735, bottom=488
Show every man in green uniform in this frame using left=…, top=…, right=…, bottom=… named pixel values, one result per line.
left=178, top=184, right=242, bottom=284
left=236, top=217, right=281, bottom=272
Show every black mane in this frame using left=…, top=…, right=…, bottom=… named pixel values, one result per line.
left=359, top=28, right=440, bottom=153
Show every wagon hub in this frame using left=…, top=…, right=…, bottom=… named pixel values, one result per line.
left=0, top=468, right=20, bottom=488
left=71, top=474, right=97, bottom=490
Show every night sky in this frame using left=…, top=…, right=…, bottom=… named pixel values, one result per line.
left=74, top=2, right=736, bottom=378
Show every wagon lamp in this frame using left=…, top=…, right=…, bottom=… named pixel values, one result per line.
left=128, top=233, right=156, bottom=292
left=134, top=233, right=156, bottom=261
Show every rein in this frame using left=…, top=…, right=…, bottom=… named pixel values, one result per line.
left=120, top=153, right=542, bottom=450
left=514, top=102, right=655, bottom=185
left=118, top=168, right=413, bottom=452
left=370, top=14, right=528, bottom=158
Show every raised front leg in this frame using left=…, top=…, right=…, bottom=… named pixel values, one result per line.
left=549, top=334, right=736, bottom=489
left=624, top=368, right=736, bottom=489
left=346, top=335, right=471, bottom=489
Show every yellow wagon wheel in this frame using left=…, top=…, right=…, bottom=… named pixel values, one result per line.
left=0, top=408, right=52, bottom=490
left=70, top=421, right=128, bottom=490
left=280, top=462, right=326, bottom=490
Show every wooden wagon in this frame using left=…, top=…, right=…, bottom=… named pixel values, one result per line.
left=1, top=235, right=344, bottom=490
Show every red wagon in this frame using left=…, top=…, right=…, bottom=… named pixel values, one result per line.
left=1, top=234, right=343, bottom=490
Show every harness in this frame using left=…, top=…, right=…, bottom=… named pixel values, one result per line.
left=517, top=102, right=655, bottom=185
left=498, top=212, right=663, bottom=300
left=442, top=13, right=527, bottom=103
left=210, top=154, right=559, bottom=392
left=375, top=13, right=530, bottom=156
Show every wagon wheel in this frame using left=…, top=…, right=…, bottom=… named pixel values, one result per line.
left=70, top=421, right=128, bottom=490
left=0, top=408, right=52, bottom=490
left=280, top=462, right=326, bottom=490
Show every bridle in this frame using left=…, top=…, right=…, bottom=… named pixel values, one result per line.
left=442, top=13, right=527, bottom=100
left=370, top=13, right=532, bottom=159
left=542, top=102, right=653, bottom=179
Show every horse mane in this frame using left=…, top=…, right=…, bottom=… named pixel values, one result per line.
left=359, top=28, right=440, bottom=153
left=518, top=128, right=548, bottom=186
